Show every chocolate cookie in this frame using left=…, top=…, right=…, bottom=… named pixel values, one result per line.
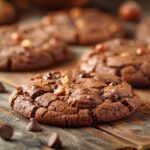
left=9, top=70, right=139, bottom=127
left=79, top=39, right=150, bottom=87
left=136, top=17, right=150, bottom=43
left=0, top=1, right=17, bottom=25
left=41, top=8, right=125, bottom=45
left=0, top=24, right=69, bottom=71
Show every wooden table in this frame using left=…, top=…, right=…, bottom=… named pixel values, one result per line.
left=0, top=46, right=150, bottom=150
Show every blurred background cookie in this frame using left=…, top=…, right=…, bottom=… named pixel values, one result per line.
left=0, top=0, right=17, bottom=25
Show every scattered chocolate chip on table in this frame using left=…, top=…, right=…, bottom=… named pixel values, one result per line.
left=26, top=118, right=42, bottom=132
left=48, top=132, right=62, bottom=148
left=0, top=123, right=13, bottom=140
left=0, top=82, right=6, bottom=93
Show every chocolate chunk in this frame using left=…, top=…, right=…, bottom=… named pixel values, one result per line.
left=0, top=82, right=6, bottom=93
left=48, top=132, right=62, bottom=148
left=26, top=118, right=42, bottom=132
left=0, top=123, right=13, bottom=140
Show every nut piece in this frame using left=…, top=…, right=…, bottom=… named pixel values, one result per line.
left=48, top=132, right=62, bottom=148
left=54, top=86, right=66, bottom=96
left=94, top=44, right=106, bottom=52
left=21, top=39, right=33, bottom=48
left=61, top=76, right=69, bottom=84
left=118, top=1, right=142, bottom=21
left=136, top=48, right=146, bottom=55
left=120, top=52, right=130, bottom=57
left=11, top=32, right=22, bottom=42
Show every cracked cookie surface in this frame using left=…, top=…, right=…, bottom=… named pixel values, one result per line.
left=0, top=24, right=69, bottom=71
left=41, top=7, right=125, bottom=45
left=79, top=39, right=150, bottom=87
left=9, top=70, right=139, bottom=127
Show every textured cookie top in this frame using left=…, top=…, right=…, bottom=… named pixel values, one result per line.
left=79, top=39, right=150, bottom=87
left=0, top=24, right=69, bottom=71
left=41, top=8, right=124, bottom=45
left=136, top=17, right=150, bottom=43
left=9, top=70, right=139, bottom=126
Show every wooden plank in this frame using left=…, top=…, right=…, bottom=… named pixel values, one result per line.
left=96, top=90, right=150, bottom=150
left=0, top=83, right=137, bottom=150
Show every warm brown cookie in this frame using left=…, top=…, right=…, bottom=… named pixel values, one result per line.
left=0, top=24, right=69, bottom=71
left=79, top=39, right=150, bottom=87
left=136, top=17, right=150, bottom=43
left=0, top=1, right=17, bottom=25
left=9, top=70, right=139, bottom=127
left=41, top=8, right=125, bottom=45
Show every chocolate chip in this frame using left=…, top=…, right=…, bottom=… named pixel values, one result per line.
left=48, top=132, right=62, bottom=148
left=79, top=73, right=91, bottom=78
left=26, top=118, right=42, bottom=132
left=0, top=82, right=6, bottom=93
left=43, top=72, right=53, bottom=80
left=0, top=123, right=13, bottom=140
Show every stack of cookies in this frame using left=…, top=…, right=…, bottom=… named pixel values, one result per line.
left=1, top=5, right=150, bottom=127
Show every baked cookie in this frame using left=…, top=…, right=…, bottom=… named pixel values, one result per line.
left=136, top=17, right=150, bottom=43
left=0, top=1, right=17, bottom=25
left=41, top=8, right=125, bottom=45
left=9, top=70, right=139, bottom=127
left=79, top=39, right=150, bottom=87
left=0, top=24, right=69, bottom=71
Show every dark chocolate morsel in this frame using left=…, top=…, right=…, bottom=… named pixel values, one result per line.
left=0, top=123, right=13, bottom=140
left=0, top=82, right=6, bottom=93
left=48, top=132, right=62, bottom=148
left=26, top=118, right=42, bottom=132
